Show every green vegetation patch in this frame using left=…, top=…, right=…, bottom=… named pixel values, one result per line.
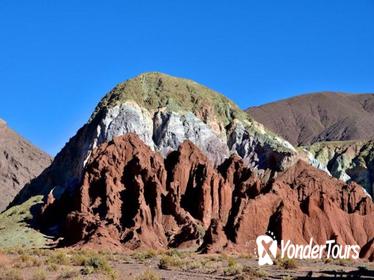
left=0, top=195, right=49, bottom=249
left=90, top=72, right=295, bottom=154
left=90, top=72, right=248, bottom=126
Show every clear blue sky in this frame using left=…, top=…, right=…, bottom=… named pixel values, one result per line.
left=1, top=1, right=373, bottom=155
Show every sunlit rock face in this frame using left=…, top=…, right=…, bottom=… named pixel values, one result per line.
left=95, top=102, right=230, bottom=165
left=39, top=134, right=374, bottom=261
left=8, top=72, right=374, bottom=260
left=304, top=140, right=374, bottom=195
left=11, top=72, right=296, bottom=206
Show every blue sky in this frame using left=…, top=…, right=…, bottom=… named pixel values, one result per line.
left=1, top=1, right=373, bottom=155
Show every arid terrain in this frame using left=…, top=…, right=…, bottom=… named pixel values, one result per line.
left=0, top=247, right=373, bottom=280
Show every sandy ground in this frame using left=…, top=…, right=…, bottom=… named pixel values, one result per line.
left=0, top=248, right=373, bottom=280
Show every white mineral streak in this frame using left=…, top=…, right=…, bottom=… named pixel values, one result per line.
left=80, top=101, right=296, bottom=171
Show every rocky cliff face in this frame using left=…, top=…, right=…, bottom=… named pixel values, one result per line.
left=0, top=119, right=51, bottom=211
left=11, top=72, right=296, bottom=207
left=215, top=159, right=374, bottom=253
left=41, top=133, right=239, bottom=249
left=40, top=134, right=374, bottom=259
left=303, top=140, right=374, bottom=195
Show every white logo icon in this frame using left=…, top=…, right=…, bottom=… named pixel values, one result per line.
left=254, top=233, right=360, bottom=265
left=256, top=232, right=278, bottom=266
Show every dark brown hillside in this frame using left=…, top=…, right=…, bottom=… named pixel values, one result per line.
left=0, top=119, right=51, bottom=211
left=247, top=92, right=374, bottom=146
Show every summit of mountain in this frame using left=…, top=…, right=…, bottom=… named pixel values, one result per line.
left=11, top=72, right=296, bottom=207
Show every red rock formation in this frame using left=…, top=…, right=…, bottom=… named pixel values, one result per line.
left=199, top=219, right=228, bottom=253
left=214, top=160, right=374, bottom=258
left=44, top=133, right=374, bottom=260
left=64, top=134, right=168, bottom=249
left=60, top=134, right=236, bottom=250
left=163, top=141, right=233, bottom=248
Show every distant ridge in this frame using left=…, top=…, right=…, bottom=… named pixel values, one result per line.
left=0, top=120, right=51, bottom=211
left=247, top=92, right=374, bottom=146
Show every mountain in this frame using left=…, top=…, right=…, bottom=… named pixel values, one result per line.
left=246, top=92, right=374, bottom=195
left=40, top=134, right=374, bottom=257
left=10, top=72, right=296, bottom=207
left=247, top=92, right=374, bottom=146
left=6, top=73, right=374, bottom=258
left=0, top=119, right=51, bottom=211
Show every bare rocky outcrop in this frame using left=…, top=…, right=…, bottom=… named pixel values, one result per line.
left=41, top=134, right=374, bottom=260
left=303, top=140, right=374, bottom=195
left=63, top=134, right=168, bottom=249
left=0, top=119, right=51, bottom=211
left=215, top=160, right=374, bottom=253
left=11, top=72, right=296, bottom=208
left=54, top=134, right=236, bottom=250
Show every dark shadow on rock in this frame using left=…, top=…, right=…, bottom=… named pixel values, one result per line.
left=296, top=266, right=374, bottom=279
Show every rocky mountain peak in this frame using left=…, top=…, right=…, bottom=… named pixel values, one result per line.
left=90, top=72, right=246, bottom=129
left=11, top=72, right=296, bottom=208
left=87, top=72, right=295, bottom=161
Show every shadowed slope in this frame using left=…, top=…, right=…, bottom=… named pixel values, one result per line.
left=0, top=119, right=51, bottom=211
